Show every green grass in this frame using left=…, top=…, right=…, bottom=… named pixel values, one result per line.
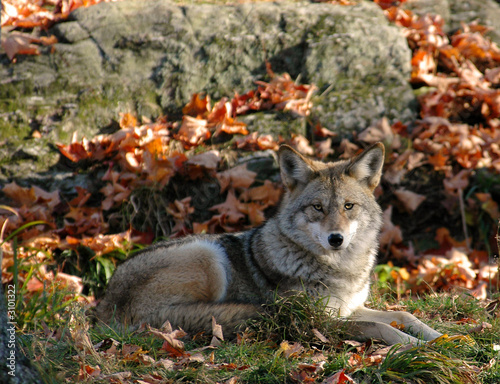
left=13, top=286, right=500, bottom=384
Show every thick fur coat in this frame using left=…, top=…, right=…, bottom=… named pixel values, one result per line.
left=96, top=143, right=441, bottom=345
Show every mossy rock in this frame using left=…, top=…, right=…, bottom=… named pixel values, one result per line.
left=0, top=0, right=415, bottom=185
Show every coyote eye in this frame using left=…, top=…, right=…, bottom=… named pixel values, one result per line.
left=312, top=203, right=323, bottom=212
left=344, top=202, right=354, bottom=210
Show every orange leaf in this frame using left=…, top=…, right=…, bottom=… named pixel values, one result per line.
left=239, top=201, right=266, bottom=226
left=428, top=150, right=449, bottom=170
left=119, top=112, right=137, bottom=129
left=176, top=116, right=210, bottom=147
left=390, top=320, right=405, bottom=330
left=2, top=182, right=60, bottom=210
left=215, top=116, right=248, bottom=136
left=69, top=186, right=92, bottom=207
left=183, top=93, right=210, bottom=118
left=435, top=227, right=467, bottom=249
left=235, top=132, right=279, bottom=151
left=26, top=277, right=44, bottom=293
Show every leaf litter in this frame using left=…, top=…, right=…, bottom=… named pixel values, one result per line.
left=1, top=0, right=500, bottom=382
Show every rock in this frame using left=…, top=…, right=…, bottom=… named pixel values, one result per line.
left=403, top=0, right=500, bottom=43
left=0, top=0, right=414, bottom=184
left=448, top=0, right=500, bottom=43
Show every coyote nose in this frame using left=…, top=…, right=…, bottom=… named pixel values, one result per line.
left=328, top=233, right=344, bottom=248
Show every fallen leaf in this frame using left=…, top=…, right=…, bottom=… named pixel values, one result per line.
left=468, top=320, right=492, bottom=333
left=148, top=325, right=187, bottom=358
left=176, top=116, right=211, bottom=147
left=119, top=112, right=137, bottom=129
left=312, top=328, right=329, bottom=343
left=54, top=272, right=83, bottom=294
left=322, top=369, right=356, bottom=384
left=210, top=316, right=224, bottom=347
left=379, top=206, right=403, bottom=248
left=279, top=341, right=304, bottom=359
left=475, top=192, right=500, bottom=221
left=216, top=164, right=257, bottom=193
left=183, top=93, right=210, bottom=118
left=78, top=364, right=101, bottom=380
left=290, top=134, right=314, bottom=156
left=1, top=31, right=41, bottom=61
left=394, top=189, right=426, bottom=212
left=186, top=150, right=221, bottom=173
left=210, top=189, right=246, bottom=225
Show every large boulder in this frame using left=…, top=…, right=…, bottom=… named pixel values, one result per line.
left=0, top=0, right=414, bottom=181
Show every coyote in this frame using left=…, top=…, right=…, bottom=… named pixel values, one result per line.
left=96, top=143, right=441, bottom=345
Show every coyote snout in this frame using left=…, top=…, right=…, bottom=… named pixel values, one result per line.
left=328, top=232, right=344, bottom=248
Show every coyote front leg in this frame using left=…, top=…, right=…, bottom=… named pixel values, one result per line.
left=349, top=307, right=443, bottom=345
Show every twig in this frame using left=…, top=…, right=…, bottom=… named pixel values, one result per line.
left=458, top=188, right=470, bottom=251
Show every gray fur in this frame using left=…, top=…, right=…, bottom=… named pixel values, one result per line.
left=96, top=143, right=442, bottom=344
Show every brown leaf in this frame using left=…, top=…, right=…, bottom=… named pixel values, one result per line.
left=235, top=132, right=279, bottom=151
left=2, top=182, right=59, bottom=211
left=211, top=317, right=224, bottom=340
left=148, top=325, right=187, bottom=358
left=475, top=192, right=500, bottom=221
left=279, top=341, right=304, bottom=359
left=69, top=186, right=92, bottom=207
left=315, top=138, right=334, bottom=159
left=470, top=282, right=488, bottom=300
left=186, top=150, right=221, bottom=172
left=210, top=189, right=246, bottom=225
left=216, top=164, right=257, bottom=193
left=358, top=117, right=399, bottom=149
left=379, top=206, right=403, bottom=248
left=238, top=201, right=266, bottom=226
left=241, top=180, right=282, bottom=207
left=1, top=31, right=40, bottom=61
left=443, top=169, right=471, bottom=196
left=154, top=358, right=175, bottom=370
left=312, top=328, right=329, bottom=343
left=290, top=134, right=314, bottom=156
left=394, top=189, right=426, bottom=212
left=468, top=320, right=492, bottom=334
left=100, top=371, right=132, bottom=381
left=54, top=272, right=83, bottom=294
left=338, top=139, right=360, bottom=159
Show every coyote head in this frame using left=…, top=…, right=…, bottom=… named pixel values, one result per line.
left=277, top=143, right=385, bottom=256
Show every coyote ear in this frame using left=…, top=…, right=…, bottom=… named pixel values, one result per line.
left=278, top=145, right=314, bottom=191
left=347, top=142, right=385, bottom=190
